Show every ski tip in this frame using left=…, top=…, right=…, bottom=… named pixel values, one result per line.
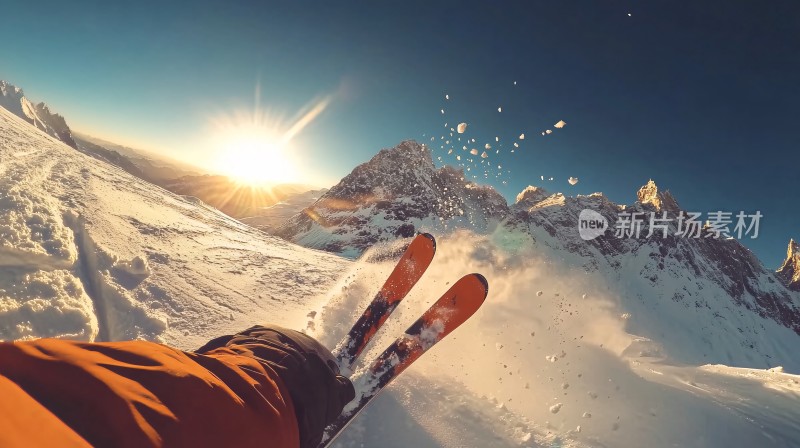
left=418, top=232, right=436, bottom=252
left=471, top=273, right=489, bottom=297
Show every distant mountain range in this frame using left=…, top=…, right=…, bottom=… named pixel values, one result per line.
left=274, top=140, right=800, bottom=369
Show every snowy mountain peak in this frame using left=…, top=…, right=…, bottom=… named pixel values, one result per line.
left=0, top=80, right=77, bottom=148
left=636, top=179, right=680, bottom=212
left=777, top=238, right=800, bottom=291
left=514, top=185, right=551, bottom=209
left=0, top=80, right=23, bottom=96
left=275, top=140, right=507, bottom=256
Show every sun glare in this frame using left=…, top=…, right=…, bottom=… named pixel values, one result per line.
left=208, top=91, right=334, bottom=185
left=217, top=127, right=297, bottom=185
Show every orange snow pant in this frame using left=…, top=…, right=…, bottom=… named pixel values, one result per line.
left=0, top=326, right=354, bottom=448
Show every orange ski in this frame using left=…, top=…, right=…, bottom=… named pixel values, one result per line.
left=321, top=273, right=489, bottom=447
left=334, top=233, right=436, bottom=371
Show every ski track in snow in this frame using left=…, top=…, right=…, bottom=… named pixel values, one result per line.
left=2, top=107, right=800, bottom=447
left=0, top=107, right=345, bottom=347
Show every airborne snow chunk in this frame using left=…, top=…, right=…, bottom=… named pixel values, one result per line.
left=568, top=177, right=579, bottom=185
left=555, top=120, right=567, bottom=128
left=470, top=149, right=478, bottom=156
left=457, top=123, right=467, bottom=133
left=481, top=151, right=488, bottom=159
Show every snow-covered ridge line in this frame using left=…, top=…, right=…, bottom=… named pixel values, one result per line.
left=0, top=80, right=77, bottom=148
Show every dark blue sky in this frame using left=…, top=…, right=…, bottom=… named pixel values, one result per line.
left=1, top=1, right=798, bottom=267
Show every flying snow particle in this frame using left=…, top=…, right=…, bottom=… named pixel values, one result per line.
left=545, top=129, right=553, bottom=135
left=514, top=81, right=517, bottom=85
left=540, top=175, right=544, bottom=181
left=457, top=122, right=467, bottom=133
left=549, top=177, right=554, bottom=181
left=445, top=94, right=450, bottom=100
left=519, top=133, right=525, bottom=140
left=549, top=403, right=563, bottom=414
left=541, top=132, right=546, bottom=136
left=622, top=313, right=631, bottom=320
left=448, top=149, right=453, bottom=154
left=513, top=142, right=519, bottom=148
left=485, top=143, right=491, bottom=150
left=470, top=149, right=479, bottom=155
left=628, top=13, right=632, bottom=17
left=537, top=291, right=543, bottom=296
left=498, top=107, right=502, bottom=113
left=441, top=109, right=445, bottom=114
left=481, top=151, right=488, bottom=158
left=583, top=412, right=593, bottom=418
left=495, top=136, right=499, bottom=142
left=457, top=156, right=461, bottom=160
left=555, top=120, right=567, bottom=129
left=568, top=177, right=579, bottom=186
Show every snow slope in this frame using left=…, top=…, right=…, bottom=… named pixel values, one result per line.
left=311, top=234, right=800, bottom=448
left=0, top=106, right=344, bottom=348
left=2, top=107, right=799, bottom=447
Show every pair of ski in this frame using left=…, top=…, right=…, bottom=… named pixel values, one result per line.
left=319, top=233, right=489, bottom=448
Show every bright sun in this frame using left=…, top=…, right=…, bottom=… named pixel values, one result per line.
left=208, top=91, right=333, bottom=185
left=216, top=127, right=298, bottom=185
